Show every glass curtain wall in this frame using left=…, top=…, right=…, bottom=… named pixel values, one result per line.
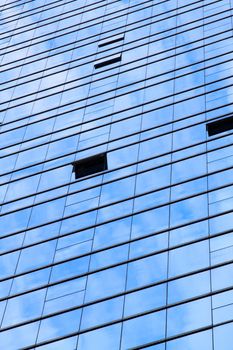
left=0, top=0, right=233, bottom=348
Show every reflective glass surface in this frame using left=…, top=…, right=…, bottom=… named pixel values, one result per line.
left=0, top=0, right=233, bottom=348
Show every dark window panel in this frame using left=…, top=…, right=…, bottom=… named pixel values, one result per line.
left=98, top=34, right=124, bottom=47
left=206, top=116, right=233, bottom=136
left=72, top=153, right=107, bottom=179
left=94, top=53, right=122, bottom=69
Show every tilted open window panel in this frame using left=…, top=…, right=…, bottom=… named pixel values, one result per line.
left=207, top=115, right=233, bottom=136
left=72, top=153, right=108, bottom=179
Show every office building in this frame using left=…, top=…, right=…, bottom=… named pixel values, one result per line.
left=0, top=0, right=233, bottom=348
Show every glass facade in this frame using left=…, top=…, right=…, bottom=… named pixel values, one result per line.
left=1, top=0, right=233, bottom=348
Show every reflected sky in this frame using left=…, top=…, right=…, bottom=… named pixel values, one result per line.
left=1, top=0, right=233, bottom=349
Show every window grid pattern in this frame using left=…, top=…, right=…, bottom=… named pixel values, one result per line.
left=0, top=0, right=233, bottom=349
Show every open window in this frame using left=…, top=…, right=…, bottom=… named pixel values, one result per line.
left=206, top=115, right=233, bottom=136
left=72, top=153, right=107, bottom=179
left=98, top=34, right=124, bottom=48
left=94, top=53, right=122, bottom=69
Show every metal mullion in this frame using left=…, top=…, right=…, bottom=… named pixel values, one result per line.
left=129, top=319, right=233, bottom=350
left=1, top=22, right=231, bottom=113
left=0, top=274, right=232, bottom=337
left=2, top=117, right=233, bottom=217
left=0, top=97, right=232, bottom=202
left=1, top=0, right=223, bottom=88
left=1, top=0, right=151, bottom=38
left=1, top=27, right=232, bottom=136
left=0, top=0, right=35, bottom=13
left=1, top=227, right=233, bottom=306
left=1, top=0, right=105, bottom=25
left=0, top=0, right=169, bottom=52
left=1, top=161, right=233, bottom=256
left=2, top=47, right=233, bottom=155
left=1, top=94, right=233, bottom=188
left=5, top=288, right=233, bottom=349
left=1, top=72, right=233, bottom=177
left=20, top=318, right=233, bottom=349
left=0, top=225, right=233, bottom=304
left=0, top=0, right=222, bottom=70
left=1, top=182, right=233, bottom=283
left=1, top=18, right=232, bottom=121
